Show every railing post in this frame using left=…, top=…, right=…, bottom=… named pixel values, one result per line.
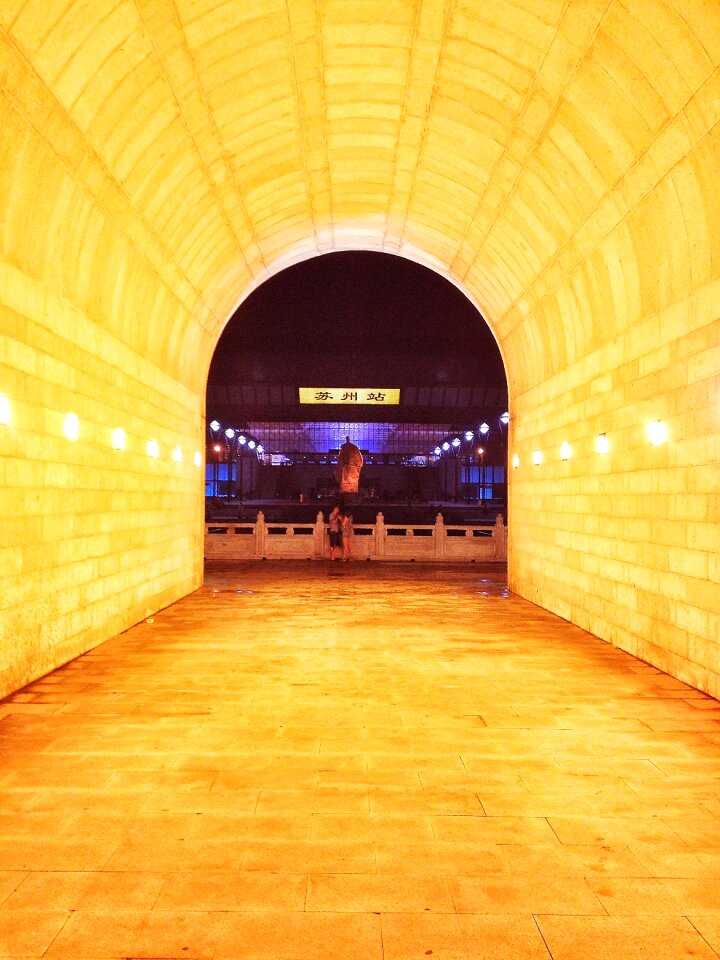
left=492, top=513, right=507, bottom=561
left=375, top=511, right=385, bottom=560
left=314, top=511, right=325, bottom=559
left=434, top=512, right=445, bottom=560
left=255, top=510, right=266, bottom=558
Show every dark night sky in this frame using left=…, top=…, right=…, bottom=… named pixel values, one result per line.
left=209, top=252, right=506, bottom=387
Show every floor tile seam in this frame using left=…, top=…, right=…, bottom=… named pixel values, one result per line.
left=686, top=916, right=720, bottom=959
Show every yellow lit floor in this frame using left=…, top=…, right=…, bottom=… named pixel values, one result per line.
left=1, top=562, right=720, bottom=959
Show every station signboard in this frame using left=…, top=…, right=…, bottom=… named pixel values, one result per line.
left=299, top=388, right=400, bottom=405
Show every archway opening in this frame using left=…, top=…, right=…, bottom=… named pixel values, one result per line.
left=205, top=251, right=509, bottom=539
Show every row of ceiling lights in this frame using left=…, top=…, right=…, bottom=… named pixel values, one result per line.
left=208, top=420, right=264, bottom=455
left=518, top=421, right=670, bottom=467
left=431, top=412, right=510, bottom=457
left=0, top=393, right=201, bottom=465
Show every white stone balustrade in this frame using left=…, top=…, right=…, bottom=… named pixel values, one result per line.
left=205, top=511, right=507, bottom=563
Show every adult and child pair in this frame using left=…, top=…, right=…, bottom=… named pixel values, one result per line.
left=328, top=504, right=354, bottom=561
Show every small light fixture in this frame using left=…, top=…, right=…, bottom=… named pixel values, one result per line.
left=499, top=412, right=510, bottom=425
left=248, top=440, right=256, bottom=450
left=209, top=420, right=220, bottom=432
left=560, top=441, right=571, bottom=461
left=442, top=441, right=450, bottom=451
left=647, top=420, right=668, bottom=446
left=238, top=434, right=247, bottom=445
left=532, top=449, right=543, bottom=465
left=0, top=393, right=11, bottom=425
left=479, top=422, right=490, bottom=434
left=434, top=446, right=441, bottom=456
left=595, top=433, right=610, bottom=455
left=194, top=451, right=202, bottom=467
left=147, top=438, right=159, bottom=458
left=464, top=430, right=474, bottom=442
left=63, top=412, right=79, bottom=441
left=172, top=445, right=183, bottom=463
left=112, top=427, right=126, bottom=451
left=213, top=443, right=222, bottom=453
left=225, top=428, right=235, bottom=439
left=512, top=453, right=519, bottom=468
left=257, top=444, right=264, bottom=454
left=451, top=437, right=461, bottom=447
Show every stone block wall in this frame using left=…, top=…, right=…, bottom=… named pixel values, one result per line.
left=0, top=267, right=205, bottom=699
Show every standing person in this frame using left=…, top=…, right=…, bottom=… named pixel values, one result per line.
left=341, top=507, right=354, bottom=561
left=328, top=504, right=342, bottom=561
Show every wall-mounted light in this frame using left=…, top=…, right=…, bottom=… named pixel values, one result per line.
left=595, top=433, right=610, bottom=455
left=172, top=445, right=183, bottom=463
left=112, top=427, right=126, bottom=451
left=647, top=420, right=668, bottom=446
left=433, top=446, right=441, bottom=456
left=0, top=393, right=11, bottom=425
left=248, top=440, right=256, bottom=450
left=256, top=444, right=264, bottom=455
left=451, top=437, right=461, bottom=447
left=511, top=453, right=519, bottom=469
left=225, top=428, right=235, bottom=439
left=147, top=439, right=159, bottom=458
left=499, top=412, right=510, bottom=425
left=464, top=430, right=474, bottom=442
left=560, top=441, right=572, bottom=460
left=441, top=441, right=450, bottom=451
left=532, top=450, right=543, bottom=465
left=209, top=420, right=220, bottom=432
left=479, top=422, right=490, bottom=435
left=213, top=443, right=222, bottom=453
left=63, top=413, right=79, bottom=441
left=194, top=451, right=202, bottom=467
left=238, top=434, right=247, bottom=445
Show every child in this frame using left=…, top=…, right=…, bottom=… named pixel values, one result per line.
left=341, top=508, right=354, bottom=561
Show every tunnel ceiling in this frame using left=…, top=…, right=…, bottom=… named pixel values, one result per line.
left=2, top=0, right=718, bottom=392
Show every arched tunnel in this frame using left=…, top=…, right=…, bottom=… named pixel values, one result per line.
left=2, top=0, right=717, bottom=697
left=1, top=4, right=720, bottom=957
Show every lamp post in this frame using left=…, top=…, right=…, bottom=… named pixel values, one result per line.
left=225, top=428, right=236, bottom=500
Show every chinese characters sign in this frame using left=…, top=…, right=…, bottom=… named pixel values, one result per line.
left=299, top=388, right=400, bottom=405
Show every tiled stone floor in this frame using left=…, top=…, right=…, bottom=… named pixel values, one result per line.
left=1, top=561, right=720, bottom=959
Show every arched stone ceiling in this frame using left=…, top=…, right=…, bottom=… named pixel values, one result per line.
left=1, top=0, right=718, bottom=395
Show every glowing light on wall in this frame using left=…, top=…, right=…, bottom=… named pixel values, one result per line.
left=225, top=428, right=235, bottom=439
left=499, top=412, right=510, bottom=425
left=63, top=413, right=79, bottom=441
left=464, top=430, right=474, bottom=441
left=512, top=453, right=519, bottom=468
left=479, top=422, right=490, bottom=434
left=0, top=393, right=10, bottom=425
left=172, top=445, right=183, bottom=463
left=560, top=441, right=572, bottom=460
left=647, top=420, right=668, bottom=446
left=112, top=427, right=126, bottom=450
left=441, top=441, right=450, bottom=451
left=147, top=439, right=159, bottom=458
left=194, top=451, right=202, bottom=467
left=248, top=440, right=256, bottom=450
left=532, top=450, right=543, bottom=465
left=451, top=437, right=461, bottom=447
left=595, top=433, right=610, bottom=454
left=209, top=420, right=220, bottom=432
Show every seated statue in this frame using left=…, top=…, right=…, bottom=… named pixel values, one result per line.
left=335, top=435, right=364, bottom=494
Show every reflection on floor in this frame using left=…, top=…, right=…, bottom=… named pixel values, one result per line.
left=1, top=561, right=719, bottom=959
